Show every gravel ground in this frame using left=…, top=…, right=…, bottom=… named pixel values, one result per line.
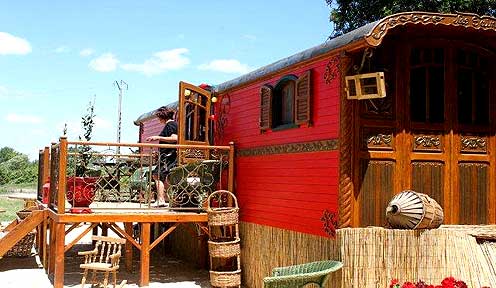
left=0, top=246, right=210, bottom=288
left=0, top=223, right=211, bottom=288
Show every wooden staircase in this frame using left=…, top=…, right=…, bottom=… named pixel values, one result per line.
left=0, top=209, right=46, bottom=258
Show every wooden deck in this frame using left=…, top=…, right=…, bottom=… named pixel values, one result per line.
left=42, top=205, right=209, bottom=288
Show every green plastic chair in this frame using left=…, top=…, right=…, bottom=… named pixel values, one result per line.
left=263, top=260, right=343, bottom=288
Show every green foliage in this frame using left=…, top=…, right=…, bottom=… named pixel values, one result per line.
left=76, top=99, right=96, bottom=176
left=0, top=197, right=24, bottom=221
left=326, top=0, right=496, bottom=37
left=0, top=147, right=38, bottom=185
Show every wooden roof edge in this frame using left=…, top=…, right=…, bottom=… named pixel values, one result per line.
left=365, top=11, right=496, bottom=47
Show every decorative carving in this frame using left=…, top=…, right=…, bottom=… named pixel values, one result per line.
left=413, top=135, right=442, bottom=152
left=362, top=96, right=393, bottom=117
left=237, top=139, right=338, bottom=157
left=339, top=55, right=353, bottom=228
left=321, top=209, right=338, bottom=238
left=324, top=56, right=339, bottom=85
left=361, top=128, right=393, bottom=150
left=214, top=93, right=231, bottom=144
left=366, top=12, right=496, bottom=47
left=461, top=136, right=487, bottom=153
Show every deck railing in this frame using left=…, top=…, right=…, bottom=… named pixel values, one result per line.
left=39, top=137, right=234, bottom=214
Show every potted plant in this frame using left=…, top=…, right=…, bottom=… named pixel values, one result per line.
left=66, top=99, right=100, bottom=213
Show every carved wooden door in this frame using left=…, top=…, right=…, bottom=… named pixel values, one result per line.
left=354, top=41, right=495, bottom=226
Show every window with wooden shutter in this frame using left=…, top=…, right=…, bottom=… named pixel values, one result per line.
left=295, top=70, right=311, bottom=125
left=260, top=85, right=273, bottom=131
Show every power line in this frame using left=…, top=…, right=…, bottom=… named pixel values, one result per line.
left=114, top=80, right=128, bottom=155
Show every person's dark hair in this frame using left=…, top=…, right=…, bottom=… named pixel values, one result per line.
left=155, top=106, right=175, bottom=121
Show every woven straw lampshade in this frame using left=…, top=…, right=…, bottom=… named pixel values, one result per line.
left=386, top=190, right=444, bottom=229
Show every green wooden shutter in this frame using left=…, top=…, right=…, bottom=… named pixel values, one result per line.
left=295, top=70, right=311, bottom=125
left=260, top=85, right=273, bottom=131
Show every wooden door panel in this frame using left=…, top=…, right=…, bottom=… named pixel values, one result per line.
left=458, top=163, right=489, bottom=224
left=358, top=160, right=394, bottom=227
left=411, top=161, right=444, bottom=206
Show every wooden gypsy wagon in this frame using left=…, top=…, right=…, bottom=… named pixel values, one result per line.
left=135, top=11, right=496, bottom=288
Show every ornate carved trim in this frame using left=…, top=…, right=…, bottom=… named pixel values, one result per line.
left=366, top=12, right=496, bottom=47
left=321, top=209, right=338, bottom=238
left=361, top=128, right=393, bottom=151
left=461, top=136, right=487, bottom=153
left=339, top=54, right=353, bottom=228
left=236, top=139, right=338, bottom=157
left=323, top=56, right=339, bottom=85
left=413, top=134, right=442, bottom=152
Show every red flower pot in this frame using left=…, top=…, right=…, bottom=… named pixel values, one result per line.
left=66, top=176, right=98, bottom=213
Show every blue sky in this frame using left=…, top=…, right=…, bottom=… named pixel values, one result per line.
left=0, top=1, right=332, bottom=160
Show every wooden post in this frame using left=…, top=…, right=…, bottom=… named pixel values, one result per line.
left=53, top=222, right=66, bottom=288
left=140, top=222, right=151, bottom=287
left=124, top=222, right=133, bottom=272
left=228, top=142, right=235, bottom=192
left=58, top=137, right=68, bottom=213
left=48, top=218, right=56, bottom=275
left=42, top=216, right=48, bottom=271
left=43, top=146, right=50, bottom=183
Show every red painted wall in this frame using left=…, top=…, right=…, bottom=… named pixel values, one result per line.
left=217, top=56, right=341, bottom=237
left=139, top=117, right=162, bottom=143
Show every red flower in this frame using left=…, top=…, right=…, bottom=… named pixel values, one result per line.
left=441, top=277, right=456, bottom=288
left=390, top=279, right=400, bottom=288
left=401, top=282, right=416, bottom=288
left=454, top=280, right=467, bottom=288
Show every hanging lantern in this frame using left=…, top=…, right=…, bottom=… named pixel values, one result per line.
left=211, top=96, right=218, bottom=103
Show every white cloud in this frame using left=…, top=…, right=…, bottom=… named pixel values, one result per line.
left=89, top=53, right=119, bottom=72
left=5, top=113, right=43, bottom=124
left=80, top=48, right=94, bottom=57
left=0, top=86, right=8, bottom=100
left=198, top=59, right=251, bottom=74
left=0, top=32, right=32, bottom=55
left=121, top=48, right=190, bottom=76
left=54, top=46, right=69, bottom=53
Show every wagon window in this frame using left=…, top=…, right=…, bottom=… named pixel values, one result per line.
left=273, top=76, right=296, bottom=128
left=259, top=70, right=312, bottom=132
left=456, top=49, right=490, bottom=125
left=410, top=47, right=445, bottom=123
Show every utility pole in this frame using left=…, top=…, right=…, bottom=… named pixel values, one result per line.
left=114, top=80, right=128, bottom=155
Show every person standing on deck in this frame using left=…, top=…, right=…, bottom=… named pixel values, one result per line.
left=145, top=106, right=178, bottom=206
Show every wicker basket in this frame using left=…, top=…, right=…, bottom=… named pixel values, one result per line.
left=209, top=239, right=240, bottom=258
left=16, top=209, right=33, bottom=220
left=210, top=270, right=241, bottom=287
left=5, top=231, right=36, bottom=257
left=207, top=190, right=239, bottom=226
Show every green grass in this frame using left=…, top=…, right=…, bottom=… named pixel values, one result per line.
left=0, top=183, right=37, bottom=194
left=0, top=197, right=24, bottom=222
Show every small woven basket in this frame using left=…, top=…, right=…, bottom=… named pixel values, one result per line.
left=207, top=190, right=239, bottom=226
left=209, top=270, right=241, bottom=287
left=208, top=239, right=241, bottom=258
left=16, top=209, right=33, bottom=220
left=5, top=231, right=36, bottom=257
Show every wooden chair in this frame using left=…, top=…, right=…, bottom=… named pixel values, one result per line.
left=263, top=260, right=343, bottom=288
left=79, top=235, right=126, bottom=288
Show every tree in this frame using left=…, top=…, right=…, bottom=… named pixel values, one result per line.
left=326, top=0, right=496, bottom=37
left=0, top=149, right=38, bottom=185
left=0, top=147, right=20, bottom=164
left=74, top=99, right=96, bottom=176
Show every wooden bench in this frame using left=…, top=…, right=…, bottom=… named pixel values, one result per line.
left=79, top=235, right=126, bottom=288
left=263, top=260, right=343, bottom=288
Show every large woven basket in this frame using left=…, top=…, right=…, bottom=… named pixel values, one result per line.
left=209, top=239, right=241, bottom=258
left=386, top=190, right=444, bottom=229
left=207, top=190, right=239, bottom=226
left=210, top=270, right=241, bottom=287
left=5, top=231, right=36, bottom=257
